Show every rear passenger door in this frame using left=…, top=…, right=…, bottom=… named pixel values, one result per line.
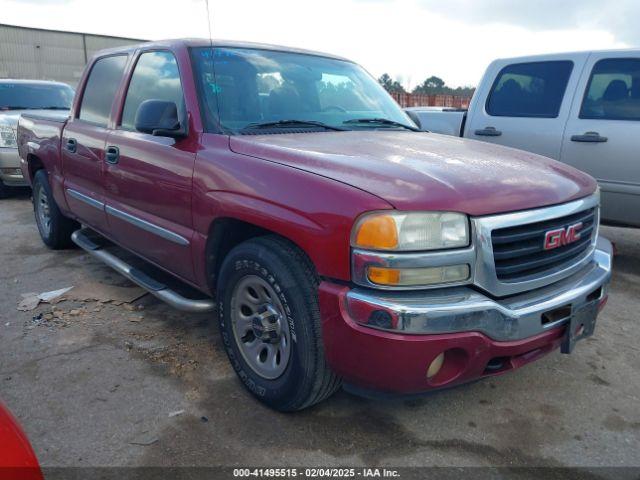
left=62, top=54, right=128, bottom=233
left=103, top=50, right=197, bottom=282
left=560, top=53, right=640, bottom=226
left=465, top=55, right=588, bottom=159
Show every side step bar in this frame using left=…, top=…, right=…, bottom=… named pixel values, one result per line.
left=71, top=229, right=215, bottom=313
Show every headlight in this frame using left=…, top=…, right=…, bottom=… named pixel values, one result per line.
left=0, top=125, right=17, bottom=148
left=368, top=264, right=470, bottom=287
left=352, top=211, right=469, bottom=251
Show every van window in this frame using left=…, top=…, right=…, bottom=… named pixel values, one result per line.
left=79, top=55, right=127, bottom=126
left=121, top=51, right=185, bottom=131
left=487, top=61, right=573, bottom=118
left=580, top=58, right=640, bottom=121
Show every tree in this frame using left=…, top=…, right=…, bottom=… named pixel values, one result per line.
left=378, top=73, right=406, bottom=94
left=412, top=76, right=475, bottom=97
left=413, top=75, right=445, bottom=94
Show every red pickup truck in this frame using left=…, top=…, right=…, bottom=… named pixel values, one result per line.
left=18, top=39, right=613, bottom=411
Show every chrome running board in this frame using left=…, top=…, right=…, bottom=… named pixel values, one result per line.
left=71, top=229, right=215, bottom=313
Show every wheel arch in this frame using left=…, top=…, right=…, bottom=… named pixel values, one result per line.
left=204, top=215, right=320, bottom=294
left=26, top=153, right=45, bottom=183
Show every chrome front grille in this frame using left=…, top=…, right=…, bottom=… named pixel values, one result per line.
left=472, top=194, right=600, bottom=297
left=491, top=208, right=597, bottom=282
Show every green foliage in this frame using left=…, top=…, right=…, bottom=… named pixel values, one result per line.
left=378, top=73, right=475, bottom=97
left=412, top=75, right=475, bottom=96
left=378, top=73, right=407, bottom=94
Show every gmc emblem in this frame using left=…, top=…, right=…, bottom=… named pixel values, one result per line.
left=544, top=222, right=583, bottom=250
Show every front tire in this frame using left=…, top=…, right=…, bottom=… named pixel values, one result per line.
left=217, top=235, right=341, bottom=411
left=32, top=169, right=79, bottom=249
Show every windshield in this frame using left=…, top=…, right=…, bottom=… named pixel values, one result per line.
left=191, top=47, right=414, bottom=132
left=0, top=83, right=74, bottom=110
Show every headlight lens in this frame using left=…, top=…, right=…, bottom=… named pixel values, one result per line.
left=353, top=211, right=469, bottom=251
left=0, top=125, right=17, bottom=148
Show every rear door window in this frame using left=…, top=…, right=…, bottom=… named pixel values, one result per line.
left=120, top=51, right=184, bottom=131
left=580, top=58, right=640, bottom=121
left=487, top=61, right=574, bottom=118
left=79, top=55, right=128, bottom=127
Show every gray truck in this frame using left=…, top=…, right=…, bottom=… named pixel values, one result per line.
left=407, top=49, right=640, bottom=227
left=0, top=79, right=73, bottom=198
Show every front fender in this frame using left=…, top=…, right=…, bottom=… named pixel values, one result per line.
left=191, top=137, right=392, bottom=289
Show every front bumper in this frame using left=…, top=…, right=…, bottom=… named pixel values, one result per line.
left=319, top=236, right=612, bottom=394
left=0, top=148, right=28, bottom=186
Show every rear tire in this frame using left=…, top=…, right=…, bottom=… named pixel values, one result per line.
left=0, top=179, right=12, bottom=199
left=32, top=169, right=79, bottom=249
left=217, top=235, right=341, bottom=411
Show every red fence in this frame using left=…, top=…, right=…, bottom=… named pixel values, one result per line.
left=390, top=92, right=471, bottom=109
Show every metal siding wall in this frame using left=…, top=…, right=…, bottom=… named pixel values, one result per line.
left=84, top=35, right=138, bottom=59
left=0, top=24, right=141, bottom=86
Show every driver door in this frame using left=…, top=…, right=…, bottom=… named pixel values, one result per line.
left=103, top=49, right=197, bottom=282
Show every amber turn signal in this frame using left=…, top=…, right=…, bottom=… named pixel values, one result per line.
left=367, top=265, right=470, bottom=287
left=354, top=214, right=398, bottom=250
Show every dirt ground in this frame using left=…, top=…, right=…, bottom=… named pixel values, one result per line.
left=1, top=193, right=639, bottom=476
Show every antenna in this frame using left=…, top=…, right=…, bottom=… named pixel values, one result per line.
left=202, top=0, right=225, bottom=133
left=204, top=0, right=214, bottom=46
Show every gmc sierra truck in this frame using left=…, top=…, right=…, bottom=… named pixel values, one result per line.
left=18, top=40, right=612, bottom=411
left=406, top=49, right=640, bottom=227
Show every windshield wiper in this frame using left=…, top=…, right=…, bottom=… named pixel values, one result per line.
left=1, top=106, right=31, bottom=110
left=242, top=120, right=346, bottom=132
left=38, top=106, right=70, bottom=110
left=343, top=118, right=420, bottom=131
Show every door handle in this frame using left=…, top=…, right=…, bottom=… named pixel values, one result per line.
left=570, top=132, right=608, bottom=143
left=105, top=146, right=120, bottom=164
left=65, top=138, right=77, bottom=153
left=474, top=126, right=502, bottom=137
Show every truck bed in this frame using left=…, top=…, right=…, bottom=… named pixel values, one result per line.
left=17, top=112, right=68, bottom=187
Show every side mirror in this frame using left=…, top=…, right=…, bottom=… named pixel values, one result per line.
left=404, top=110, right=423, bottom=130
left=134, top=100, right=186, bottom=138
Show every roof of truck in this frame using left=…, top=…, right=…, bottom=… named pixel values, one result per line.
left=92, top=38, right=353, bottom=63
left=0, top=79, right=71, bottom=86
left=494, top=48, right=640, bottom=63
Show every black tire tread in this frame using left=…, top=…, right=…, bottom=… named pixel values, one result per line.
left=219, top=234, right=341, bottom=411
left=259, top=236, right=342, bottom=410
left=32, top=169, right=78, bottom=249
left=0, top=179, right=11, bottom=199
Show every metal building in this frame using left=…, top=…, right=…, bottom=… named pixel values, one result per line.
left=0, top=23, right=144, bottom=86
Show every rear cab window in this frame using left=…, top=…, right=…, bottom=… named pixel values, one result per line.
left=78, top=55, right=128, bottom=126
left=486, top=61, right=574, bottom=118
left=120, top=50, right=185, bottom=131
left=580, top=58, right=640, bottom=121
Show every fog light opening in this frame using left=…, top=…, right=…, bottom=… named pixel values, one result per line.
left=368, top=310, right=394, bottom=330
left=586, top=287, right=603, bottom=303
left=426, top=352, right=445, bottom=379
left=426, top=348, right=469, bottom=386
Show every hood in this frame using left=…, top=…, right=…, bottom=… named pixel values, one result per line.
left=230, top=131, right=596, bottom=216
left=0, top=109, right=69, bottom=126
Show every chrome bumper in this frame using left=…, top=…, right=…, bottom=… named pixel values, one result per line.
left=0, top=147, right=27, bottom=186
left=346, top=236, right=613, bottom=341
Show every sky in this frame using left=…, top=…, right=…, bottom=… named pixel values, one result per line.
left=1, top=0, right=638, bottom=89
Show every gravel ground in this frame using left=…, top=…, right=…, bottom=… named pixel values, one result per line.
left=1, top=193, right=639, bottom=477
